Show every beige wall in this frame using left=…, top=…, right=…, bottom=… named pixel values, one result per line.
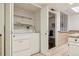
left=58, top=32, right=68, bottom=46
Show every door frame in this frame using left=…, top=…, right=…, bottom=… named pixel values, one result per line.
left=40, top=5, right=49, bottom=52
left=0, top=3, right=4, bottom=56
left=40, top=6, right=60, bottom=53
left=5, top=3, right=14, bottom=56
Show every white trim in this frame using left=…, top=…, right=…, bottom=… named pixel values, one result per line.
left=40, top=5, right=49, bottom=52
left=5, top=3, right=14, bottom=56
left=31, top=3, right=42, bottom=9
left=2, top=3, right=4, bottom=56
left=10, top=3, right=14, bottom=56
left=0, top=3, right=4, bottom=56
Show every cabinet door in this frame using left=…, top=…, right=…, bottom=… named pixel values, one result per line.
left=0, top=3, right=4, bottom=56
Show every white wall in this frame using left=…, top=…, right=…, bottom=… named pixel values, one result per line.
left=33, top=10, right=40, bottom=33
left=68, top=14, right=79, bottom=30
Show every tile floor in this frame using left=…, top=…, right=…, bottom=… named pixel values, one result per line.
left=32, top=43, right=68, bottom=56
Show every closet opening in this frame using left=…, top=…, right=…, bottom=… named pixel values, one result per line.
left=48, top=12, right=56, bottom=49
left=12, top=3, right=41, bottom=56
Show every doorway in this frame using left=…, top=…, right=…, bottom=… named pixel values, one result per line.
left=48, top=11, right=56, bottom=49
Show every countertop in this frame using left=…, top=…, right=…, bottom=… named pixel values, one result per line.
left=68, top=30, right=79, bottom=33
left=68, top=30, right=79, bottom=38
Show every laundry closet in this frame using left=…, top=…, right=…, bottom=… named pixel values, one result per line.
left=5, top=3, right=41, bottom=56
left=13, top=4, right=41, bottom=56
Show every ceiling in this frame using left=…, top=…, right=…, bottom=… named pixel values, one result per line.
left=14, top=3, right=79, bottom=15
left=37, top=3, right=79, bottom=15
left=14, top=3, right=41, bottom=12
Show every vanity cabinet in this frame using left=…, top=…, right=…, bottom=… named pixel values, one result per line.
left=60, top=12, right=68, bottom=32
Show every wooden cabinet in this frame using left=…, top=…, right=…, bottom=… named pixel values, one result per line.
left=60, top=12, right=68, bottom=32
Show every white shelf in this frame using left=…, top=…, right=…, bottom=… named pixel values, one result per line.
left=14, top=15, right=32, bottom=20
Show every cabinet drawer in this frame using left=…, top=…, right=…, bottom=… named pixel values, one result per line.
left=68, top=38, right=79, bottom=43
left=12, top=39, right=31, bottom=52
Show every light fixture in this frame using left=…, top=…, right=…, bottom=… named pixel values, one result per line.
left=72, top=6, right=79, bottom=13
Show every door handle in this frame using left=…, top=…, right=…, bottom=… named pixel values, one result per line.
left=75, top=39, right=77, bottom=42
left=13, top=35, right=15, bottom=37
left=45, top=33, right=47, bottom=35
